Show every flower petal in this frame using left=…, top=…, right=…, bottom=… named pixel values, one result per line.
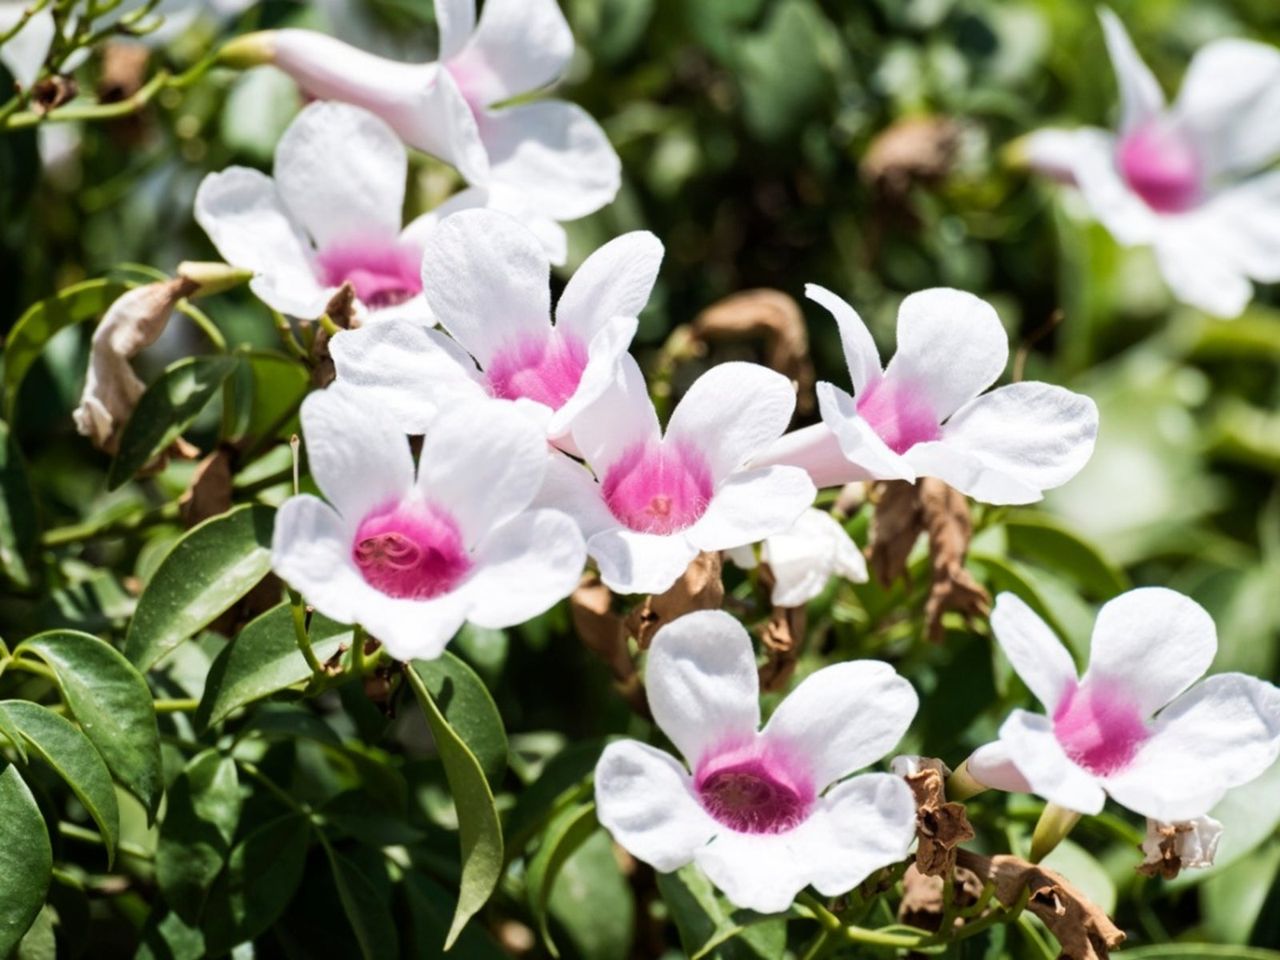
left=815, top=383, right=915, bottom=482
left=805, top=283, right=881, bottom=396
left=572, top=353, right=661, bottom=474
left=532, top=451, right=616, bottom=540
left=685, top=466, right=815, bottom=553
left=1083, top=587, right=1217, bottom=718
left=900, top=441, right=1042, bottom=505
left=1152, top=223, right=1253, bottom=318
left=1173, top=38, right=1280, bottom=178
left=763, top=661, right=917, bottom=789
left=989, top=592, right=1078, bottom=713
left=447, top=0, right=573, bottom=104
left=1192, top=173, right=1280, bottom=285
left=358, top=590, right=471, bottom=662
left=1103, top=674, right=1280, bottom=821
left=997, top=709, right=1106, bottom=814
left=750, top=422, right=875, bottom=489
left=764, top=509, right=868, bottom=607
left=589, top=527, right=699, bottom=597
left=433, top=0, right=475, bottom=61
left=691, top=830, right=809, bottom=914
left=1098, top=8, right=1164, bottom=134
left=0, top=5, right=55, bottom=88
left=555, top=231, right=664, bottom=343
left=546, top=315, right=639, bottom=439
left=883, top=288, right=1009, bottom=421
left=1069, top=127, right=1160, bottom=245
left=966, top=740, right=1034, bottom=793
left=644, top=609, right=761, bottom=767
left=594, top=740, right=714, bottom=873
left=273, top=102, right=406, bottom=250
left=271, top=493, right=366, bottom=624
left=1021, top=127, right=1091, bottom=184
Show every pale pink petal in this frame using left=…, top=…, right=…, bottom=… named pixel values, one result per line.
left=967, top=740, right=1034, bottom=793
left=900, top=441, right=1042, bottom=505
left=447, top=0, right=573, bottom=104
left=357, top=590, right=471, bottom=662
left=750, top=422, right=876, bottom=489
left=555, top=231, right=663, bottom=343
left=815, top=383, right=915, bottom=482
left=1021, top=127, right=1091, bottom=184
left=806, top=283, right=881, bottom=395
left=763, top=509, right=868, bottom=607
left=571, top=354, right=661, bottom=474
left=1153, top=222, right=1253, bottom=318
left=690, top=829, right=813, bottom=915
left=532, top=451, right=616, bottom=540
left=684, top=467, right=815, bottom=553
left=589, top=526, right=700, bottom=596
left=989, top=592, right=1078, bottom=713
left=1098, top=8, right=1164, bottom=134
left=433, top=0, right=475, bottom=61
left=997, top=709, right=1107, bottom=814
left=546, top=315, right=639, bottom=439
left=1194, top=173, right=1280, bottom=285
left=1173, top=39, right=1280, bottom=178
left=1070, top=127, right=1160, bottom=245
left=271, top=494, right=368, bottom=625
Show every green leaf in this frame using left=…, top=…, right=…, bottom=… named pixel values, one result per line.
left=1114, top=949, right=1280, bottom=959
left=107, top=355, right=238, bottom=491
left=14, top=904, right=55, bottom=960
left=156, top=750, right=242, bottom=923
left=323, top=844, right=400, bottom=960
left=135, top=910, right=206, bottom=960
left=403, top=874, right=507, bottom=960
left=0, top=766, right=52, bottom=957
left=1, top=278, right=129, bottom=419
left=547, top=828, right=636, bottom=960
left=406, top=663, right=504, bottom=950
left=412, top=652, right=508, bottom=788
left=656, top=864, right=785, bottom=960
left=197, top=603, right=352, bottom=731
left=526, top=802, right=599, bottom=957
left=505, top=738, right=603, bottom=857
left=18, top=630, right=163, bottom=816
left=0, top=699, right=28, bottom=762
left=1002, top=510, right=1130, bottom=599
left=0, top=419, right=38, bottom=589
left=0, top=701, right=119, bottom=864
left=224, top=349, right=309, bottom=445
left=124, top=503, right=276, bottom=670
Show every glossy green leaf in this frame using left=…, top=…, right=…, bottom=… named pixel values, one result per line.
left=18, top=630, right=163, bottom=816
left=403, top=874, right=507, bottom=960
left=323, top=844, right=400, bottom=960
left=526, top=802, right=599, bottom=957
left=656, top=864, right=785, bottom=960
left=547, top=828, right=635, bottom=960
left=0, top=766, right=52, bottom=957
left=124, top=504, right=276, bottom=670
left=1, top=701, right=119, bottom=864
left=107, top=355, right=238, bottom=490
left=224, top=349, right=309, bottom=445
left=135, top=910, right=206, bottom=960
left=14, top=903, right=55, bottom=960
left=2, top=278, right=129, bottom=418
left=156, top=750, right=242, bottom=923
left=413, top=652, right=508, bottom=788
left=0, top=419, right=38, bottom=589
left=0, top=699, right=28, bottom=762
left=406, top=663, right=504, bottom=950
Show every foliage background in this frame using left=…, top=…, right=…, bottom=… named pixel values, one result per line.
left=2, top=0, right=1280, bottom=957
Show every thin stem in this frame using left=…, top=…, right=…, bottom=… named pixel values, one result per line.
left=1030, top=803, right=1082, bottom=863
left=3, top=69, right=172, bottom=129
left=41, top=500, right=182, bottom=547
left=317, top=313, right=341, bottom=337
left=154, top=698, right=198, bottom=714
left=289, top=589, right=324, bottom=677
left=175, top=300, right=227, bottom=352
left=272, top=311, right=308, bottom=361
left=8, top=657, right=57, bottom=682
left=58, top=822, right=154, bottom=861
left=350, top=624, right=367, bottom=676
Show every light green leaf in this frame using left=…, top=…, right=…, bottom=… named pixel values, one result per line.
left=0, top=698, right=28, bottom=761
left=107, top=355, right=239, bottom=491
left=1, top=701, right=119, bottom=864
left=413, top=652, right=508, bottom=788
left=18, top=629, right=163, bottom=816
left=1002, top=510, right=1130, bottom=599
left=526, top=803, right=599, bottom=957
left=323, top=844, right=400, bottom=960
left=124, top=504, right=276, bottom=670
left=224, top=349, right=309, bottom=446
left=0, top=766, right=52, bottom=957
left=156, top=750, right=242, bottom=923
left=1114, top=948, right=1280, bottom=959
left=406, top=663, right=504, bottom=950
left=14, top=904, right=55, bottom=960
left=0, top=419, right=38, bottom=589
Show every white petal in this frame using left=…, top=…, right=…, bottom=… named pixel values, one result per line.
left=555, top=231, right=663, bottom=343
left=691, top=830, right=811, bottom=915
left=1083, top=587, right=1217, bottom=717
left=815, top=383, right=915, bottom=482
left=750, top=422, right=876, bottom=489
left=966, top=740, right=1034, bottom=793
left=420, top=182, right=569, bottom=265
left=1021, top=127, right=1091, bottom=184
left=300, top=385, right=414, bottom=520
left=1153, top=222, right=1253, bottom=318
left=420, top=208, right=551, bottom=366
left=459, top=509, right=585, bottom=628
left=901, top=441, right=1042, bottom=505
left=1098, top=8, right=1164, bottom=134
left=1070, top=127, right=1160, bottom=245
left=763, top=509, right=867, bottom=607
left=590, top=527, right=699, bottom=597
left=805, top=284, right=880, bottom=395
left=531, top=451, right=616, bottom=540
left=644, top=609, right=761, bottom=767
left=1193, top=173, right=1280, bottom=284
left=271, top=494, right=365, bottom=624
left=1103, top=674, right=1280, bottom=821
left=884, top=288, right=1009, bottom=421
left=685, top=466, right=815, bottom=553
left=273, top=102, right=406, bottom=250
left=1174, top=39, right=1280, bottom=178
left=447, top=0, right=573, bottom=104
left=665, top=363, right=797, bottom=482
left=358, top=590, right=471, bottom=662
left=594, top=740, right=714, bottom=873
left=479, top=101, right=621, bottom=219
left=416, top=399, right=547, bottom=544
left=433, top=0, right=475, bottom=61
left=546, top=315, right=638, bottom=439
left=572, top=353, right=661, bottom=474
left=0, top=6, right=55, bottom=88
left=989, top=592, right=1078, bottom=713
left=329, top=317, right=487, bottom=434
left=997, top=710, right=1106, bottom=814
left=763, top=661, right=917, bottom=789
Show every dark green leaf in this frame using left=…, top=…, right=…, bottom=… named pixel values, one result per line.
left=403, top=874, right=507, bottom=960
left=135, top=910, right=206, bottom=960
left=1114, top=949, right=1280, bottom=959
left=1002, top=510, right=1129, bottom=599
left=526, top=802, right=599, bottom=957
left=224, top=349, right=309, bottom=445
left=547, top=828, right=635, bottom=960
left=323, top=844, right=400, bottom=960
left=412, top=653, right=508, bottom=788
left=0, top=766, right=52, bottom=957
left=18, top=630, right=163, bottom=816
left=107, top=355, right=238, bottom=491
left=14, top=904, right=55, bottom=960
left=0, top=699, right=28, bottom=762
left=656, top=864, right=785, bottom=960
left=156, top=750, right=241, bottom=923
left=506, top=738, right=603, bottom=857
left=124, top=504, right=276, bottom=670
left=0, top=419, right=38, bottom=589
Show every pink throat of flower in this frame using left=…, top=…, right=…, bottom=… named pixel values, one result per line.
left=601, top=442, right=714, bottom=535
left=315, top=239, right=423, bottom=310
left=856, top=376, right=941, bottom=455
left=1117, top=120, right=1203, bottom=214
left=1053, top=680, right=1149, bottom=776
left=695, top=743, right=814, bottom=834
left=351, top=502, right=471, bottom=600
left=486, top=332, right=589, bottom=411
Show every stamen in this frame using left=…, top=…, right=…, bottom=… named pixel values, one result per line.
left=602, top=442, right=714, bottom=535
left=351, top=502, right=471, bottom=600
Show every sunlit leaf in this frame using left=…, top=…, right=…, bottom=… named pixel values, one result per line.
left=413, top=651, right=508, bottom=788
left=526, top=802, right=599, bottom=957
left=0, top=766, right=52, bottom=957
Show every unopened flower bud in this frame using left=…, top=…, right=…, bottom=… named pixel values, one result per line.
left=216, top=30, right=276, bottom=70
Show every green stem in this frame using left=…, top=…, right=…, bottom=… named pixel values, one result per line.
left=41, top=500, right=182, bottom=547
left=795, top=892, right=925, bottom=949
left=289, top=589, right=324, bottom=677
left=3, top=69, right=172, bottom=129
left=58, top=822, right=154, bottom=861
left=1030, top=803, right=1082, bottom=862
left=154, top=698, right=198, bottom=714
left=350, top=624, right=367, bottom=676
left=175, top=299, right=227, bottom=352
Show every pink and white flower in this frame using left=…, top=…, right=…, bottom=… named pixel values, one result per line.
left=1023, top=10, right=1280, bottom=317
left=968, top=589, right=1280, bottom=821
left=228, top=0, right=619, bottom=222
left=271, top=387, right=586, bottom=661
left=755, top=287, right=1098, bottom=504
left=0, top=1, right=55, bottom=89
left=537, top=357, right=816, bottom=595
left=329, top=208, right=661, bottom=445
left=726, top=508, right=868, bottom=608
left=595, top=610, right=919, bottom=914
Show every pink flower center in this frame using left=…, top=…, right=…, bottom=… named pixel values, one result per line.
left=351, top=502, right=471, bottom=600
left=695, top=744, right=814, bottom=834
left=1117, top=120, right=1203, bottom=214
left=856, top=377, right=941, bottom=454
left=1053, top=680, right=1149, bottom=776
left=315, top=239, right=423, bottom=310
left=601, top=442, right=714, bottom=535
left=486, top=332, right=589, bottom=411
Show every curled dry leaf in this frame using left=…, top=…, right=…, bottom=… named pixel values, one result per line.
left=868, top=479, right=921, bottom=585
left=898, top=862, right=984, bottom=931
left=309, top=282, right=358, bottom=388
left=569, top=573, right=646, bottom=716
left=98, top=42, right=150, bottom=103
left=756, top=562, right=806, bottom=693
left=32, top=75, right=78, bottom=114
left=1137, top=816, right=1222, bottom=880
left=179, top=447, right=234, bottom=528
left=626, top=551, right=724, bottom=650
left=861, top=115, right=961, bottom=197
left=900, top=758, right=975, bottom=877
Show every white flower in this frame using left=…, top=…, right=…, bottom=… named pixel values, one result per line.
left=1024, top=10, right=1280, bottom=317
left=1141, top=815, right=1222, bottom=872
left=968, top=589, right=1280, bottom=821
left=595, top=609, right=919, bottom=914
left=754, top=286, right=1098, bottom=505
left=0, top=1, right=56, bottom=89
left=271, top=386, right=586, bottom=661
left=726, top=508, right=867, bottom=607
left=230, top=0, right=620, bottom=222
left=328, top=208, right=660, bottom=448
left=536, top=357, right=816, bottom=596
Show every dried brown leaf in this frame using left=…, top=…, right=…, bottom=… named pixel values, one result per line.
left=861, top=116, right=961, bottom=196
left=626, top=551, right=724, bottom=649
left=179, top=447, right=234, bottom=528
left=902, top=759, right=975, bottom=877
left=867, top=479, right=923, bottom=586
left=98, top=42, right=150, bottom=102
left=570, top=574, right=646, bottom=716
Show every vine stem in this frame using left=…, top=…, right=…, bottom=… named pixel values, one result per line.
left=154, top=698, right=198, bottom=713
left=289, top=588, right=324, bottom=677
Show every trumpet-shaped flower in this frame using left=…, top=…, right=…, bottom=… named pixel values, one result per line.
left=726, top=508, right=867, bottom=607
left=537, top=357, right=816, bottom=595
left=595, top=610, right=919, bottom=914
left=1023, top=10, right=1280, bottom=317
left=329, top=208, right=661, bottom=444
left=227, top=0, right=619, bottom=221
left=0, top=2, right=54, bottom=89
left=968, top=589, right=1280, bottom=821
left=755, top=287, right=1098, bottom=504
left=271, top=387, right=586, bottom=661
